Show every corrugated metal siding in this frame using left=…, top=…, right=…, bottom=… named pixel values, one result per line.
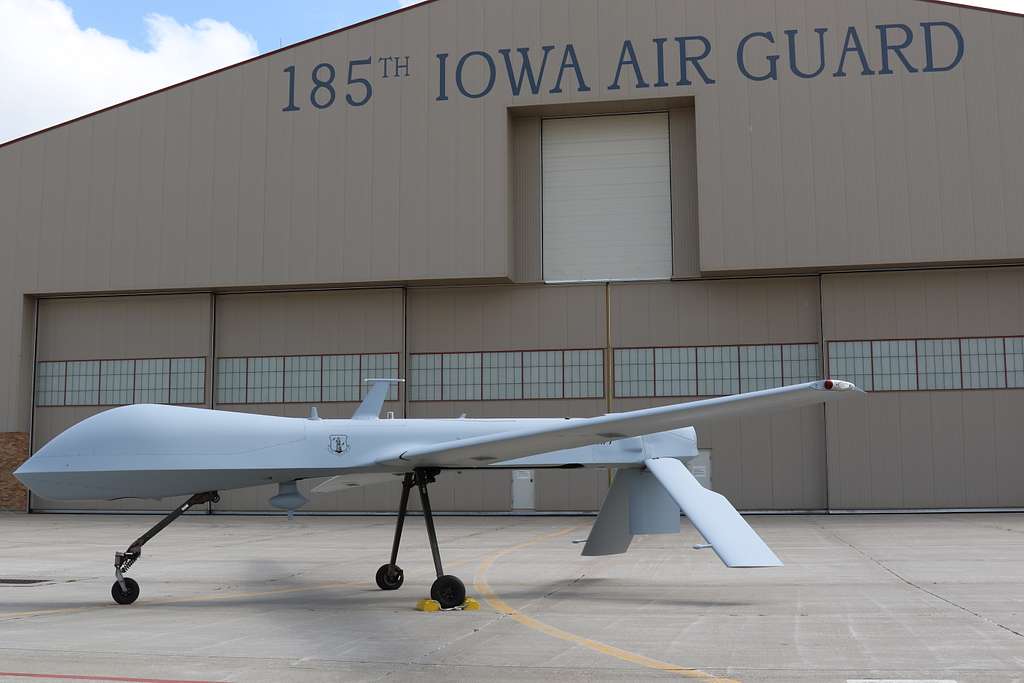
left=696, top=1, right=1024, bottom=273
left=512, top=116, right=543, bottom=283
left=36, top=295, right=211, bottom=363
left=822, top=268, right=1024, bottom=509
left=215, top=290, right=404, bottom=358
left=670, top=107, right=699, bottom=279
left=407, top=284, right=607, bottom=352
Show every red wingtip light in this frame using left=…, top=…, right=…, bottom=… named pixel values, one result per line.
left=823, top=379, right=834, bottom=390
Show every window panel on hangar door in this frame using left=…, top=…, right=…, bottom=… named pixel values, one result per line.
left=213, top=353, right=399, bottom=405
left=34, top=357, right=206, bottom=407
left=827, top=336, right=1024, bottom=392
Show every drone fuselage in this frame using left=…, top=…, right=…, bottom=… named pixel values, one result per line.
left=16, top=404, right=698, bottom=501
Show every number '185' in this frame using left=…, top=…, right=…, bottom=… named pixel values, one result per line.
left=282, top=59, right=373, bottom=112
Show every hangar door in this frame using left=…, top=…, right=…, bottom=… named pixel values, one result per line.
left=542, top=113, right=672, bottom=282
left=31, top=294, right=212, bottom=511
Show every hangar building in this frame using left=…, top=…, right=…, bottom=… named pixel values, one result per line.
left=1, top=0, right=1022, bottom=514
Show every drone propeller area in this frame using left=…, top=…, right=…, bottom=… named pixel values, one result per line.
left=15, top=378, right=861, bottom=608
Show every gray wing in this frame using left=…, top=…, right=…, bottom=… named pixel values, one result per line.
left=379, top=380, right=860, bottom=469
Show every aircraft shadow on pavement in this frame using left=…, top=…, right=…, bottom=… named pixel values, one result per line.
left=0, top=576, right=751, bottom=613
left=482, top=577, right=752, bottom=608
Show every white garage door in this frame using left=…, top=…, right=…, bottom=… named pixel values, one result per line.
left=542, top=112, right=672, bottom=282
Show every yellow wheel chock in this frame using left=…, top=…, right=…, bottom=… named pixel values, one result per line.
left=416, top=596, right=480, bottom=612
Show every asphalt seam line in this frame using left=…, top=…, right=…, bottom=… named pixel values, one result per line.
left=812, top=519, right=1024, bottom=641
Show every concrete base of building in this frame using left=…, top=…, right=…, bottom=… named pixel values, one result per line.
left=0, top=514, right=1022, bottom=681
left=0, top=431, right=28, bottom=511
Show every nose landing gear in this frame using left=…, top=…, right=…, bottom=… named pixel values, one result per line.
left=111, top=576, right=139, bottom=605
left=111, top=491, right=219, bottom=605
left=375, top=469, right=466, bottom=609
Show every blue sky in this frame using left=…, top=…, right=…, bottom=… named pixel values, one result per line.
left=25, top=0, right=1024, bottom=56
left=59, top=0, right=1024, bottom=54
left=64, top=1, right=410, bottom=54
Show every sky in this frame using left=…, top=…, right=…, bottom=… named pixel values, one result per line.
left=0, top=0, right=1019, bottom=144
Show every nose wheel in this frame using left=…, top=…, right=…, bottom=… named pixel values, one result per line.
left=111, top=577, right=140, bottom=605
left=379, top=469, right=467, bottom=609
left=109, top=491, right=219, bottom=605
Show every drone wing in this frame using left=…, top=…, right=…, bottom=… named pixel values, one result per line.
left=383, top=380, right=859, bottom=469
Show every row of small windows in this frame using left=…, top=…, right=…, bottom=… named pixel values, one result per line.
left=35, top=358, right=206, bottom=407
left=215, top=353, right=400, bottom=404
left=34, top=346, right=820, bottom=408
left=43, top=338, right=1021, bottom=407
left=828, top=338, right=1024, bottom=391
left=614, top=344, right=821, bottom=398
left=409, top=350, right=605, bottom=401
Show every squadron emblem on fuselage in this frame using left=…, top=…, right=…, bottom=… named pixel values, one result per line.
left=329, top=435, right=349, bottom=454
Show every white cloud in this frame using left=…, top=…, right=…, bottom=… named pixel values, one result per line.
left=398, top=0, right=429, bottom=7
left=0, top=0, right=258, bottom=143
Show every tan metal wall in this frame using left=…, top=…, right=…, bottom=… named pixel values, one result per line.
left=215, top=289, right=404, bottom=361
left=611, top=278, right=827, bottom=510
left=696, top=1, right=1023, bottom=274
left=669, top=107, right=700, bottom=279
left=511, top=115, right=542, bottom=283
left=31, top=294, right=211, bottom=510
left=823, top=268, right=1024, bottom=509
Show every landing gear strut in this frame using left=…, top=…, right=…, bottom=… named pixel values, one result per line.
left=375, top=469, right=466, bottom=609
left=111, top=491, right=219, bottom=605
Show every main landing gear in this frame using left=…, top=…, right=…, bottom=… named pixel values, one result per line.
left=111, top=491, right=219, bottom=605
left=375, top=469, right=466, bottom=609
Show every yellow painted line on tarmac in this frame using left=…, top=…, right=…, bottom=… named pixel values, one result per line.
left=473, top=526, right=738, bottom=682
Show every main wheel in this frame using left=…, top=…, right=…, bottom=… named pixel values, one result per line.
left=430, top=575, right=465, bottom=609
left=111, top=577, right=140, bottom=605
left=375, top=563, right=404, bottom=590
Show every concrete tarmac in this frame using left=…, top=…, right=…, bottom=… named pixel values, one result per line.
left=0, top=512, right=1022, bottom=682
